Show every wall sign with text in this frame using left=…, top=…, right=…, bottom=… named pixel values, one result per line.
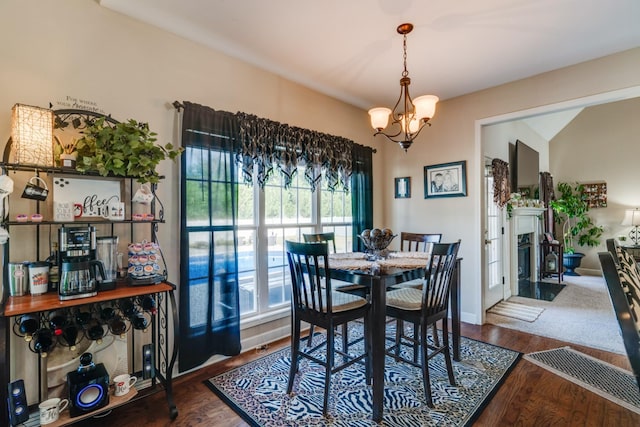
left=53, top=177, right=122, bottom=218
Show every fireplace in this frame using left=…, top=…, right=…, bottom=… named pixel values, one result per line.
left=509, top=207, right=545, bottom=298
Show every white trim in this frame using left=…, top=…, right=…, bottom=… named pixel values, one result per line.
left=241, top=307, right=289, bottom=330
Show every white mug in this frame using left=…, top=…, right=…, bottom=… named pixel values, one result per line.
left=113, top=374, right=138, bottom=396
left=39, top=397, right=69, bottom=425
left=107, top=202, right=125, bottom=221
left=132, top=184, right=154, bottom=205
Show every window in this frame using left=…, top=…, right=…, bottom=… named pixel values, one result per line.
left=184, top=146, right=353, bottom=319
left=237, top=165, right=352, bottom=317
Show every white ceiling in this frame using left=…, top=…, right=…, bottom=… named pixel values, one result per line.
left=100, top=0, right=640, bottom=111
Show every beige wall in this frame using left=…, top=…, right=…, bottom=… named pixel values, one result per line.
left=550, top=97, right=640, bottom=270
left=1, top=0, right=640, bottom=381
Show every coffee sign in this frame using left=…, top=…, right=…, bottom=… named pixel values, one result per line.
left=53, top=177, right=121, bottom=218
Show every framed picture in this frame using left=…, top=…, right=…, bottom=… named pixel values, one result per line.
left=424, top=161, right=467, bottom=199
left=395, top=177, right=411, bottom=199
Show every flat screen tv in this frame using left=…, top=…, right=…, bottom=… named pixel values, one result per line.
left=513, top=140, right=539, bottom=197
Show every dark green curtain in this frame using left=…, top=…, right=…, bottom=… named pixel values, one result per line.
left=351, top=144, right=374, bottom=251
left=178, top=102, right=241, bottom=372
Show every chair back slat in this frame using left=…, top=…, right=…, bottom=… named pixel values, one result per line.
left=286, top=240, right=332, bottom=315
left=422, top=241, right=460, bottom=317
left=303, top=232, right=337, bottom=253
left=400, top=232, right=442, bottom=252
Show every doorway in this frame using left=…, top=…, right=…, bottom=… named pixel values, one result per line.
left=477, top=85, right=640, bottom=325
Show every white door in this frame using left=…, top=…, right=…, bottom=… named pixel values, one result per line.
left=484, top=161, right=505, bottom=310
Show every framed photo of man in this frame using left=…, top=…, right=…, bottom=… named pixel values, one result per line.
left=424, top=160, right=467, bottom=199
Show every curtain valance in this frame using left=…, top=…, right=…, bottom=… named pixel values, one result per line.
left=236, top=112, right=354, bottom=192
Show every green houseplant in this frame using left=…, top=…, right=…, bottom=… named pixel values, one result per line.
left=549, top=182, right=603, bottom=275
left=75, top=117, right=183, bottom=184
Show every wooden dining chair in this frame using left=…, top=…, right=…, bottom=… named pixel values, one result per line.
left=303, top=232, right=369, bottom=348
left=285, top=240, right=371, bottom=415
left=395, top=232, right=444, bottom=355
left=400, top=232, right=442, bottom=252
left=303, top=232, right=337, bottom=253
left=385, top=240, right=461, bottom=407
left=598, top=250, right=640, bottom=391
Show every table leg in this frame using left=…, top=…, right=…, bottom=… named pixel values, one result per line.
left=371, top=275, right=385, bottom=423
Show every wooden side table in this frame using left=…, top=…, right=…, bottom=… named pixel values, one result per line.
left=540, top=241, right=564, bottom=283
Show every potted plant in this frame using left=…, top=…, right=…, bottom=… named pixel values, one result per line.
left=75, top=117, right=183, bottom=184
left=549, top=182, right=604, bottom=275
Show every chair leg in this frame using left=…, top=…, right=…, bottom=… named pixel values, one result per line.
left=307, top=325, right=315, bottom=348
left=341, top=322, right=349, bottom=363
left=395, top=319, right=403, bottom=361
left=431, top=322, right=440, bottom=347
left=420, top=322, right=434, bottom=407
left=323, top=324, right=335, bottom=415
left=442, top=320, right=456, bottom=386
left=287, top=320, right=302, bottom=394
left=413, top=322, right=420, bottom=363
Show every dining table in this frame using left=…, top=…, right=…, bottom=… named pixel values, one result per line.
left=327, top=251, right=462, bottom=423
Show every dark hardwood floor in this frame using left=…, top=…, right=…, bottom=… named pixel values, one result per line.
left=76, top=322, right=640, bottom=426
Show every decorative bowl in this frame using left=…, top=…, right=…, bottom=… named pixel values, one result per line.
left=358, top=228, right=396, bottom=252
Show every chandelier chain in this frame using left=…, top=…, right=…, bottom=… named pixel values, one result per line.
left=402, top=33, right=408, bottom=78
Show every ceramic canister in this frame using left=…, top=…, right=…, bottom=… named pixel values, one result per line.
left=28, top=262, right=50, bottom=295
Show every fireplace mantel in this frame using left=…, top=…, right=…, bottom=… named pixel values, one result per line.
left=511, top=207, right=545, bottom=216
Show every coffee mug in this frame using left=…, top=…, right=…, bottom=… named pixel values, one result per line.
left=39, top=397, right=69, bottom=425
left=21, top=176, right=49, bottom=201
left=113, top=374, right=137, bottom=397
left=54, top=201, right=75, bottom=222
left=104, top=201, right=125, bottom=221
left=132, top=184, right=154, bottom=204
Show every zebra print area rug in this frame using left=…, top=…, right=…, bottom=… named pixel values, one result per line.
left=206, top=325, right=520, bottom=426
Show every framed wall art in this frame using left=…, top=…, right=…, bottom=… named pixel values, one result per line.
left=395, top=177, right=411, bottom=199
left=424, top=160, right=467, bottom=199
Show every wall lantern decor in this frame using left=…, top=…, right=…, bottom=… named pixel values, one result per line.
left=10, top=103, right=54, bottom=166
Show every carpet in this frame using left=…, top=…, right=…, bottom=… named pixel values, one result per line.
left=525, top=347, right=640, bottom=414
left=206, top=324, right=520, bottom=426
left=486, top=274, right=626, bottom=354
left=488, top=301, right=544, bottom=322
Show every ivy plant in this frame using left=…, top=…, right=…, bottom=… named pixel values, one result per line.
left=76, top=117, right=183, bottom=184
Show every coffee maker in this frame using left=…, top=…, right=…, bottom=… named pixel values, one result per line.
left=58, top=226, right=106, bottom=300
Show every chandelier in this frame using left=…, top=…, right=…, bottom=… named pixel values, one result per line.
left=368, top=23, right=439, bottom=151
